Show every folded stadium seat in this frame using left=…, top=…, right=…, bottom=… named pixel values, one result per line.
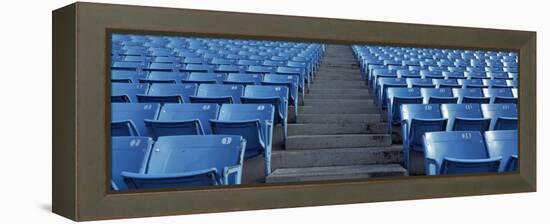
left=420, top=70, right=444, bottom=79
left=122, top=55, right=151, bottom=63
left=365, top=64, right=385, bottom=82
left=441, top=104, right=491, bottom=132
left=224, top=73, right=263, bottom=85
left=437, top=60, right=453, bottom=67
left=210, top=104, right=275, bottom=176
left=443, top=71, right=467, bottom=79
left=111, top=83, right=149, bottom=103
left=112, top=61, right=145, bottom=71
left=249, top=55, right=269, bottom=61
left=246, top=65, right=276, bottom=74
left=143, top=62, right=180, bottom=72
left=386, top=87, right=423, bottom=133
left=400, top=104, right=448, bottom=171
left=485, top=67, right=505, bottom=73
left=406, top=78, right=435, bottom=88
left=457, top=79, right=487, bottom=89
left=122, top=135, right=246, bottom=189
left=420, top=88, right=458, bottom=104
left=287, top=61, right=313, bottom=85
left=483, top=88, right=516, bottom=104
left=371, top=68, right=397, bottom=88
left=276, top=66, right=307, bottom=95
left=241, top=85, right=289, bottom=142
left=470, top=59, right=487, bottom=68
left=423, top=131, right=501, bottom=175
left=111, top=103, right=161, bottom=136
left=481, top=103, right=518, bottom=130
left=153, top=56, right=182, bottom=64
left=181, top=64, right=212, bottom=73
left=262, top=60, right=286, bottom=67
left=384, top=59, right=401, bottom=66
left=376, top=78, right=407, bottom=109
left=189, top=84, right=244, bottom=104
left=452, top=88, right=490, bottom=104
left=136, top=83, right=197, bottom=104
left=237, top=59, right=261, bottom=67
left=183, top=57, right=206, bottom=64
left=447, top=66, right=466, bottom=73
left=464, top=71, right=488, bottom=79
left=262, top=74, right=299, bottom=115
left=454, top=60, right=469, bottom=67
left=428, top=66, right=446, bottom=72
left=144, top=103, right=219, bottom=139
left=466, top=66, right=486, bottom=73
left=483, top=79, right=509, bottom=88
left=210, top=58, right=235, bottom=66
left=484, top=130, right=518, bottom=172
left=487, top=72, right=511, bottom=80
left=215, top=64, right=244, bottom=74
left=139, top=71, right=188, bottom=84
left=183, top=72, right=227, bottom=84
left=111, top=70, right=148, bottom=83
left=433, top=79, right=460, bottom=88
left=397, top=70, right=421, bottom=79
left=111, top=136, right=153, bottom=190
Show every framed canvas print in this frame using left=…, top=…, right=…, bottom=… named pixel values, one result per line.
left=52, top=2, right=536, bottom=221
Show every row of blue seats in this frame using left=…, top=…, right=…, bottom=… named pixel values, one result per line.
left=400, top=103, right=517, bottom=171
left=370, top=69, right=518, bottom=86
left=112, top=135, right=246, bottom=190
left=112, top=103, right=275, bottom=178
left=424, top=130, right=518, bottom=175
left=112, top=84, right=290, bottom=140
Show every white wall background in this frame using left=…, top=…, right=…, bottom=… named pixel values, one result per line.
left=0, top=0, right=547, bottom=223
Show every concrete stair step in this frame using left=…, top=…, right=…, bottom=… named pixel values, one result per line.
left=272, top=145, right=402, bottom=169
left=305, top=93, right=372, bottom=100
left=266, top=164, right=407, bottom=183
left=288, top=123, right=387, bottom=135
left=315, top=75, right=363, bottom=80
left=310, top=83, right=366, bottom=89
left=308, top=88, right=370, bottom=95
left=313, top=80, right=365, bottom=86
left=285, top=134, right=392, bottom=150
left=296, top=113, right=380, bottom=124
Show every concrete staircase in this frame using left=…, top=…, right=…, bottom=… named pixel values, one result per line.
left=266, top=45, right=406, bottom=183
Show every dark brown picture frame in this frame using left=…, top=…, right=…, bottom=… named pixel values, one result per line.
left=52, top=2, right=536, bottom=221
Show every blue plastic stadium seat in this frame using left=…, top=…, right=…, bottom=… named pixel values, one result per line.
left=144, top=103, right=219, bottom=139
left=386, top=87, right=423, bottom=132
left=122, top=135, right=246, bottom=189
left=139, top=71, right=188, bottom=84
left=237, top=59, right=261, bottom=66
left=457, top=79, right=486, bottom=88
left=464, top=71, right=488, bottom=79
left=397, top=70, right=421, bottom=79
left=210, top=58, right=235, bottom=66
left=376, top=78, right=407, bottom=109
left=432, top=78, right=460, bottom=88
left=441, top=104, right=491, bottom=132
left=483, top=88, right=516, bottom=104
left=112, top=61, right=145, bottom=71
left=189, top=84, right=244, bottom=104
left=111, top=83, right=149, bottom=103
left=484, top=130, right=518, bottom=172
left=153, top=56, right=182, bottom=64
left=112, top=70, right=147, bottom=83
left=406, top=78, right=435, bottom=88
left=183, top=57, right=206, bottom=64
left=423, top=131, right=500, bottom=175
left=487, top=72, right=511, bottom=80
left=145, top=62, right=180, bottom=72
left=210, top=104, right=275, bottom=176
left=241, top=85, right=289, bottom=142
left=276, top=66, right=307, bottom=91
left=224, top=73, right=263, bottom=85
left=246, top=65, right=275, bottom=74
left=215, top=64, right=243, bottom=73
left=452, top=88, right=490, bottom=104
left=400, top=104, right=448, bottom=171
left=111, top=137, right=153, bottom=190
left=262, top=74, right=300, bottom=113
left=184, top=72, right=226, bottom=84
left=136, top=83, right=197, bottom=104
left=181, top=64, right=212, bottom=73
left=481, top=104, right=518, bottom=130
left=420, top=88, right=458, bottom=104
left=111, top=103, right=160, bottom=136
left=443, top=71, right=466, bottom=79
left=483, top=79, right=509, bottom=88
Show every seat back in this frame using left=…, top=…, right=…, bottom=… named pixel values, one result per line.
left=401, top=104, right=447, bottom=148
left=125, top=135, right=244, bottom=188
left=386, top=87, right=422, bottom=122
left=185, top=72, right=226, bottom=84
left=191, top=84, right=244, bottom=104
left=111, top=103, right=160, bottom=136
left=138, top=83, right=197, bottom=104
left=111, top=137, right=153, bottom=190
left=481, top=104, right=518, bottom=130
left=147, top=103, right=220, bottom=138
left=242, top=85, right=288, bottom=121
left=111, top=83, right=149, bottom=103
left=225, top=73, right=263, bottom=85
left=141, top=71, right=188, bottom=84
left=484, top=130, right=518, bottom=172
left=424, top=131, right=499, bottom=175
left=452, top=88, right=490, bottom=104
left=406, top=78, right=435, bottom=88
left=441, top=104, right=490, bottom=131
left=421, top=88, right=457, bottom=104
left=111, top=70, right=147, bottom=83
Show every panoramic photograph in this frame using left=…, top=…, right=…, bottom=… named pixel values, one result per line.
left=110, top=33, right=519, bottom=190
